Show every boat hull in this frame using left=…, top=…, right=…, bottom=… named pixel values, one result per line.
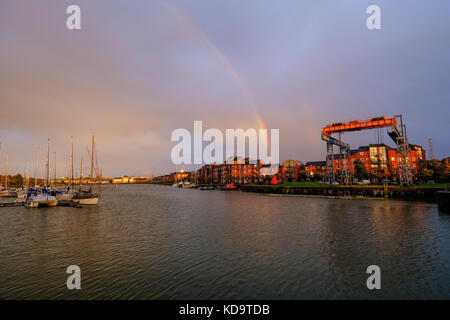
left=26, top=200, right=58, bottom=207
left=74, top=197, right=99, bottom=205
left=0, top=191, right=16, bottom=197
left=25, top=193, right=58, bottom=208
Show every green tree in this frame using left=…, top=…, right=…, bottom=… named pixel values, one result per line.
left=420, top=168, right=433, bottom=182
left=298, top=171, right=307, bottom=182
left=354, top=159, right=369, bottom=181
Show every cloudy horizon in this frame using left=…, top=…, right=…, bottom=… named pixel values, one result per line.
left=1, top=0, right=449, bottom=177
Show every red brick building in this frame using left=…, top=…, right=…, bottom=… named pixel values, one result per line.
left=304, top=143, right=426, bottom=184
left=279, top=160, right=304, bottom=182
left=197, top=157, right=260, bottom=184
left=305, top=161, right=327, bottom=179
left=330, top=144, right=427, bottom=183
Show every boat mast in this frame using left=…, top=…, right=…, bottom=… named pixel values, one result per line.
left=25, top=161, right=29, bottom=190
left=5, top=153, right=8, bottom=190
left=45, top=139, right=50, bottom=188
left=53, top=152, right=56, bottom=187
left=90, top=135, right=94, bottom=193
left=79, top=157, right=83, bottom=191
left=0, top=141, right=2, bottom=188
left=34, top=146, right=40, bottom=188
left=70, top=136, right=73, bottom=190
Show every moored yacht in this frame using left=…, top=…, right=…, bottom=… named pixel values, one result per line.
left=72, top=190, right=99, bottom=205
left=181, top=181, right=191, bottom=188
left=56, top=187, right=74, bottom=201
left=25, top=188, right=58, bottom=207
left=0, top=188, right=14, bottom=197
left=0, top=152, right=16, bottom=197
left=72, top=135, right=100, bottom=205
left=25, top=139, right=58, bottom=208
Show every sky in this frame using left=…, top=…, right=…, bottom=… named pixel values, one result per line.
left=1, top=0, right=449, bottom=177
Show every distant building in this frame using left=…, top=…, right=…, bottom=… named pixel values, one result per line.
left=197, top=157, right=261, bottom=184
left=305, top=161, right=326, bottom=179
left=112, top=176, right=150, bottom=183
left=330, top=143, right=426, bottom=183
left=280, top=160, right=304, bottom=182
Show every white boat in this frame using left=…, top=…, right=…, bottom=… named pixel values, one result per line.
left=73, top=194, right=99, bottom=205
left=0, top=185, right=10, bottom=197
left=57, top=191, right=74, bottom=201
left=181, top=181, right=191, bottom=188
left=0, top=188, right=16, bottom=197
left=0, top=152, right=15, bottom=197
left=25, top=192, right=58, bottom=207
left=72, top=135, right=100, bottom=205
left=14, top=189, right=28, bottom=203
left=15, top=162, right=30, bottom=203
left=25, top=140, right=58, bottom=208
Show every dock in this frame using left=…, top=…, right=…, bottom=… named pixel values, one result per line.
left=0, top=202, right=23, bottom=207
left=0, top=201, right=82, bottom=208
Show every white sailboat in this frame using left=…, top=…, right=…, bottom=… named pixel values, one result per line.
left=15, top=161, right=29, bottom=203
left=57, top=137, right=74, bottom=201
left=72, top=135, right=99, bottom=205
left=26, top=140, right=58, bottom=207
left=0, top=151, right=16, bottom=197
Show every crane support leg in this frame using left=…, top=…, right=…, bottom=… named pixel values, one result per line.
left=326, top=142, right=335, bottom=184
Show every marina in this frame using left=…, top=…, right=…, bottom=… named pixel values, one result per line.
left=1, top=0, right=450, bottom=304
left=0, top=135, right=101, bottom=209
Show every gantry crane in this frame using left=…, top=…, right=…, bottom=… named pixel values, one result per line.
left=321, top=115, right=412, bottom=186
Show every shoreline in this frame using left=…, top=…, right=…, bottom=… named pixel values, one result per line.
left=239, top=184, right=449, bottom=203
left=264, top=193, right=388, bottom=201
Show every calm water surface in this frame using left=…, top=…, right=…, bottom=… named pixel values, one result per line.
left=1, top=184, right=449, bottom=299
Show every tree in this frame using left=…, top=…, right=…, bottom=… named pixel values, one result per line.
left=354, top=159, right=369, bottom=181
left=420, top=168, right=433, bottom=182
left=298, top=171, right=307, bottom=182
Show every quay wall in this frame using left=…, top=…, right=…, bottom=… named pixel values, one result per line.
left=437, top=191, right=450, bottom=213
left=239, top=185, right=446, bottom=202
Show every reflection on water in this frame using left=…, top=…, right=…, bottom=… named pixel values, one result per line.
left=0, top=184, right=449, bottom=299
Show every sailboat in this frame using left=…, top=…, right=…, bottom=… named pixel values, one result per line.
left=0, top=152, right=16, bottom=197
left=72, top=135, right=99, bottom=205
left=0, top=150, right=9, bottom=196
left=25, top=140, right=58, bottom=207
left=15, top=161, right=30, bottom=203
left=57, top=137, right=74, bottom=201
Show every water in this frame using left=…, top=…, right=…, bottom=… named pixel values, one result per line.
left=1, top=184, right=450, bottom=299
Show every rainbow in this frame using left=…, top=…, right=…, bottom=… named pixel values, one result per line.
left=160, top=1, right=266, bottom=131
